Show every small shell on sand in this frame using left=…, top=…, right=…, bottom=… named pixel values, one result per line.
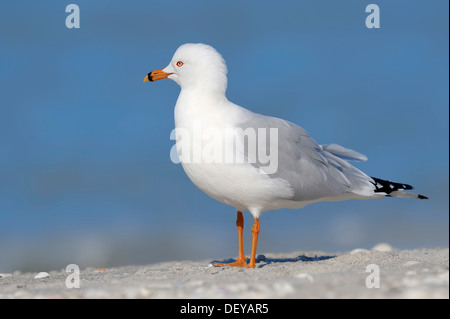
left=34, top=272, right=50, bottom=279
left=372, top=243, right=394, bottom=252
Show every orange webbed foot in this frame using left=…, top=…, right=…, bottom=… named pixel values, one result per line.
left=213, top=257, right=248, bottom=268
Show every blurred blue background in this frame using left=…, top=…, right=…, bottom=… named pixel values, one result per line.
left=0, top=0, right=448, bottom=272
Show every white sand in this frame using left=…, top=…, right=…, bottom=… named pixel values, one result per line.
left=0, top=245, right=448, bottom=299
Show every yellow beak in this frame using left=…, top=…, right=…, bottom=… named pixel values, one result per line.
left=144, top=69, right=173, bottom=82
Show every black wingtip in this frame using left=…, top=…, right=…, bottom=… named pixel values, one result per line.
left=371, top=176, right=427, bottom=199
left=371, top=177, right=414, bottom=193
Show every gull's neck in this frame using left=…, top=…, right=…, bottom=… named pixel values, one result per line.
left=178, top=86, right=228, bottom=108
left=174, top=86, right=231, bottom=128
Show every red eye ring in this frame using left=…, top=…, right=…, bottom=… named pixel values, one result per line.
left=176, top=61, right=183, bottom=67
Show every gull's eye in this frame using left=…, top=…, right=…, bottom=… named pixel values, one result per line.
left=176, top=61, right=184, bottom=67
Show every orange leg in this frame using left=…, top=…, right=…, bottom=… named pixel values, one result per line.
left=247, top=218, right=260, bottom=269
left=214, top=211, right=247, bottom=267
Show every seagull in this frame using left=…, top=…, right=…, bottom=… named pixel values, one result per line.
left=144, top=43, right=428, bottom=269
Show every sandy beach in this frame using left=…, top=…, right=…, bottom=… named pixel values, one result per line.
left=0, top=244, right=448, bottom=299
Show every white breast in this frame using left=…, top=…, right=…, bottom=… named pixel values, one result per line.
left=173, top=90, right=294, bottom=216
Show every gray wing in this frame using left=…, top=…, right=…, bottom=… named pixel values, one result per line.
left=237, top=114, right=375, bottom=202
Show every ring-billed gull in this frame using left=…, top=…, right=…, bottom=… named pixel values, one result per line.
left=144, top=43, right=428, bottom=269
